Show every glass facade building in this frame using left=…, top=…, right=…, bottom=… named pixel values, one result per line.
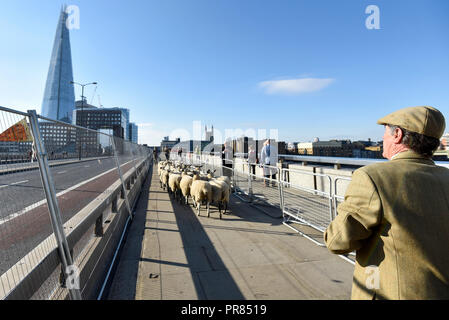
left=41, top=7, right=75, bottom=123
left=128, top=122, right=138, bottom=144
left=119, top=108, right=130, bottom=141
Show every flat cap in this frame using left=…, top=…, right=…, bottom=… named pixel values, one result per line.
left=377, top=106, right=446, bottom=139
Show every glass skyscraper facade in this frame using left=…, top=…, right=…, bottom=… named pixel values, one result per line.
left=119, top=108, right=130, bottom=140
left=128, top=122, right=138, bottom=144
left=41, top=6, right=75, bottom=123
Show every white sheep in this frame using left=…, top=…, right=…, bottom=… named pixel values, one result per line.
left=160, top=169, right=170, bottom=191
left=190, top=179, right=212, bottom=217
left=158, top=161, right=166, bottom=177
left=179, top=173, right=193, bottom=205
left=168, top=172, right=182, bottom=202
left=209, top=179, right=231, bottom=219
left=216, top=175, right=231, bottom=187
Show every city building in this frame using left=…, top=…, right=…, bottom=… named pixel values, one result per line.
left=75, top=99, right=97, bottom=110
left=0, top=141, right=32, bottom=156
left=39, top=122, right=78, bottom=157
left=297, top=142, right=314, bottom=155
left=161, top=136, right=181, bottom=151
left=128, top=122, right=138, bottom=144
left=205, top=125, right=214, bottom=142
left=120, top=108, right=130, bottom=141
left=41, top=6, right=76, bottom=123
left=72, top=106, right=127, bottom=139
left=296, top=140, right=352, bottom=157
left=72, top=106, right=128, bottom=155
left=295, top=139, right=382, bottom=158
left=287, top=142, right=298, bottom=154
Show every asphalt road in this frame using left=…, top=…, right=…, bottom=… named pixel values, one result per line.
left=0, top=155, right=144, bottom=276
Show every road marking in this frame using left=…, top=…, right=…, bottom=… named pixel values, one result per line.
left=0, top=160, right=136, bottom=226
left=84, top=165, right=90, bottom=168
left=58, top=171, right=67, bottom=174
left=0, top=180, right=29, bottom=190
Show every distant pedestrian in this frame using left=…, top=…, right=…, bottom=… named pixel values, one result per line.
left=164, top=147, right=170, bottom=161
left=324, top=106, right=449, bottom=299
left=248, top=145, right=257, bottom=176
left=222, top=142, right=233, bottom=168
left=260, top=140, right=276, bottom=186
left=153, top=148, right=158, bottom=164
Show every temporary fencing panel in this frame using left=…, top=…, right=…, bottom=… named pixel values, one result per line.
left=0, top=106, right=150, bottom=300
left=280, top=168, right=333, bottom=232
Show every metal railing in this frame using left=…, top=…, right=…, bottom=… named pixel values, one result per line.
left=0, top=106, right=151, bottom=300
left=182, top=153, right=355, bottom=263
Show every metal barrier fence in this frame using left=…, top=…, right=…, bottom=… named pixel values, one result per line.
left=181, top=154, right=354, bottom=255
left=281, top=168, right=333, bottom=233
left=333, top=176, right=352, bottom=220
left=0, top=106, right=151, bottom=300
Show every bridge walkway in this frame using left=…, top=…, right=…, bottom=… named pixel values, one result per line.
left=107, top=167, right=354, bottom=300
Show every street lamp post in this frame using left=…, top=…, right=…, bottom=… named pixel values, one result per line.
left=70, top=81, right=97, bottom=160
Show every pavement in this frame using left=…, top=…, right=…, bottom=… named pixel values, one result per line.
left=107, top=166, right=354, bottom=300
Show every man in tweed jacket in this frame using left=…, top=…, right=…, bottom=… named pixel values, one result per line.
left=325, top=106, right=449, bottom=299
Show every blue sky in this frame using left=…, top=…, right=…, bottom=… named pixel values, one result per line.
left=1, top=0, right=448, bottom=146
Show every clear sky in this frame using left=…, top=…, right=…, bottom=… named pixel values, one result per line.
left=1, top=0, right=448, bottom=146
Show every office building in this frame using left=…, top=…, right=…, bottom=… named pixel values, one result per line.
left=41, top=6, right=76, bottom=123
left=73, top=107, right=127, bottom=139
left=128, top=122, right=138, bottom=144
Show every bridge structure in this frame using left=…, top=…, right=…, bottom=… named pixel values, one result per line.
left=2, top=105, right=448, bottom=300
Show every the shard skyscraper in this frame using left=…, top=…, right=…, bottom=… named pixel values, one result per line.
left=41, top=6, right=75, bottom=123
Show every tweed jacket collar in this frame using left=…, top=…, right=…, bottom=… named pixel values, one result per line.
left=390, top=150, right=435, bottom=164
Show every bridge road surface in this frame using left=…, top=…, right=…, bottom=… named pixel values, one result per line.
left=107, top=168, right=353, bottom=300
left=0, top=156, right=141, bottom=275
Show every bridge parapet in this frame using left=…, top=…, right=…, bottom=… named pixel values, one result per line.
left=0, top=106, right=152, bottom=300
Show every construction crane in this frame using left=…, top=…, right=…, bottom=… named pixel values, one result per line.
left=97, top=94, right=103, bottom=108
left=90, top=85, right=97, bottom=104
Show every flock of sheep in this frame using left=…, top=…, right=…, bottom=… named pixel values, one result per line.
left=157, top=160, right=231, bottom=219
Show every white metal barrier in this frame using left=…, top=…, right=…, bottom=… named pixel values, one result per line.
left=280, top=168, right=333, bottom=238
left=176, top=154, right=356, bottom=263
